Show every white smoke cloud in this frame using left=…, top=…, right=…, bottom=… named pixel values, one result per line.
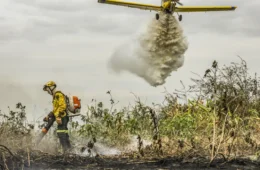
left=108, top=12, right=189, bottom=87
left=75, top=135, right=152, bottom=157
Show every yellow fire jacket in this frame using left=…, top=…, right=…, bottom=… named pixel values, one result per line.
left=52, top=91, right=67, bottom=118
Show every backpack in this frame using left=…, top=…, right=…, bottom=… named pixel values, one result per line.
left=55, top=91, right=81, bottom=114
left=65, top=95, right=81, bottom=114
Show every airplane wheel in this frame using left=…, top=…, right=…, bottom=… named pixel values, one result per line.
left=156, top=13, right=159, bottom=20
left=179, top=15, right=182, bottom=21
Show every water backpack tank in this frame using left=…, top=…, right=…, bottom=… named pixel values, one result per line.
left=66, top=95, right=81, bottom=114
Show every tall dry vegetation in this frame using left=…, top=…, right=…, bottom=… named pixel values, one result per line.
left=0, top=103, right=34, bottom=150
left=0, top=57, right=259, bottom=165
left=74, top=57, right=260, bottom=161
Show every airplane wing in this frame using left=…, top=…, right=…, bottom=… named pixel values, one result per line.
left=97, top=0, right=162, bottom=11
left=175, top=6, right=237, bottom=12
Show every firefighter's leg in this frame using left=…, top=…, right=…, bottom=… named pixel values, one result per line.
left=65, top=133, right=71, bottom=149
left=64, top=116, right=71, bottom=150
left=57, top=116, right=71, bottom=152
left=57, top=132, right=68, bottom=153
left=64, top=116, right=71, bottom=149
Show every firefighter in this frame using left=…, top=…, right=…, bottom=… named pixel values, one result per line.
left=43, top=81, right=71, bottom=153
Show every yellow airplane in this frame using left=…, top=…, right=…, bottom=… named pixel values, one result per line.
left=97, top=0, right=237, bottom=22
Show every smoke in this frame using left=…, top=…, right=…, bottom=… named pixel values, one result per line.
left=77, top=142, right=122, bottom=157
left=108, top=12, right=189, bottom=86
left=0, top=76, right=32, bottom=109
left=73, top=135, right=152, bottom=157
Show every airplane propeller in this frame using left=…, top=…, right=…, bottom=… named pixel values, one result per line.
left=171, top=0, right=183, bottom=21
left=172, top=0, right=183, bottom=6
left=161, top=0, right=183, bottom=6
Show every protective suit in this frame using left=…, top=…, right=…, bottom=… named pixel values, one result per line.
left=43, top=81, right=71, bottom=153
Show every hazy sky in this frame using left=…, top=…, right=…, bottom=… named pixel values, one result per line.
left=1, top=0, right=259, bottom=121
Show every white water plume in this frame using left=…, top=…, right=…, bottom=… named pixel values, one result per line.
left=76, top=142, right=121, bottom=157
left=108, top=12, right=189, bottom=86
left=72, top=135, right=152, bottom=157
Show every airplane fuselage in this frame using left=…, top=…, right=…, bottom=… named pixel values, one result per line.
left=162, top=1, right=172, bottom=13
left=158, top=1, right=182, bottom=21
left=162, top=1, right=177, bottom=13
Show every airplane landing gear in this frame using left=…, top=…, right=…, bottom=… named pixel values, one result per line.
left=155, top=13, right=159, bottom=20
left=176, top=12, right=182, bottom=21
left=178, top=14, right=182, bottom=21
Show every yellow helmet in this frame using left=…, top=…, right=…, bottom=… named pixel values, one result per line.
left=43, top=81, right=57, bottom=91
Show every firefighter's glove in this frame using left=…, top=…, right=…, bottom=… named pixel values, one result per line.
left=56, top=117, right=62, bottom=125
left=42, top=127, right=48, bottom=134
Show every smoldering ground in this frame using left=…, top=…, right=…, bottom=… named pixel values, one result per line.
left=108, top=12, right=189, bottom=87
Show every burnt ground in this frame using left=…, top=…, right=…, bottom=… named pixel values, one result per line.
left=32, top=156, right=260, bottom=170
left=3, top=150, right=260, bottom=170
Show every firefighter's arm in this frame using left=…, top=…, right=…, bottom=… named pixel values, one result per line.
left=42, top=112, right=55, bottom=133
left=52, top=92, right=67, bottom=118
left=43, top=112, right=54, bottom=122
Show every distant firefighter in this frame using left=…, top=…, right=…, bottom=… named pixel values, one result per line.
left=42, top=81, right=71, bottom=153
